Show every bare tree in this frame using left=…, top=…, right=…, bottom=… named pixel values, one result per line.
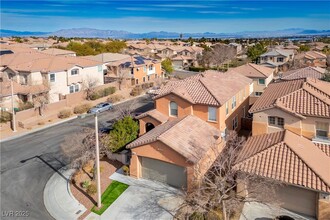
left=82, top=76, right=100, bottom=100
left=61, top=128, right=110, bottom=173
left=32, top=79, right=51, bottom=116
left=116, top=65, right=130, bottom=90
left=181, top=131, right=280, bottom=220
left=211, top=44, right=237, bottom=70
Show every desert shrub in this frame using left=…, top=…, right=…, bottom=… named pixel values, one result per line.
left=37, top=121, right=45, bottom=125
left=73, top=103, right=92, bottom=114
left=130, top=86, right=143, bottom=97
left=99, top=86, right=116, bottom=97
left=141, top=82, right=154, bottom=90
left=81, top=180, right=90, bottom=189
left=87, top=183, right=97, bottom=195
left=0, top=111, right=12, bottom=123
left=122, top=165, right=129, bottom=175
left=189, top=212, right=205, bottom=220
left=107, top=94, right=124, bottom=103
left=18, top=101, right=34, bottom=111
left=89, top=92, right=101, bottom=101
left=58, top=109, right=72, bottom=119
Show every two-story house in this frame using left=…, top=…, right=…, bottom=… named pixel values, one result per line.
left=249, top=78, right=330, bottom=142
left=126, top=71, right=253, bottom=189
left=259, top=49, right=294, bottom=72
left=230, top=63, right=274, bottom=105
left=304, top=51, right=327, bottom=68
left=0, top=51, right=104, bottom=103
left=105, top=55, right=162, bottom=86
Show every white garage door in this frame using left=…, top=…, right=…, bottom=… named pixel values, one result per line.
left=277, top=185, right=317, bottom=217
left=141, top=157, right=187, bottom=189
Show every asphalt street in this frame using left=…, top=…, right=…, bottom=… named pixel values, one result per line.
left=0, top=95, right=154, bottom=220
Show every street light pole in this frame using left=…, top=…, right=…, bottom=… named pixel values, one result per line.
left=11, top=79, right=17, bottom=132
left=94, top=113, right=102, bottom=208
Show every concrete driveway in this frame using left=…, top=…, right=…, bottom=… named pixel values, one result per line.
left=85, top=170, right=184, bottom=220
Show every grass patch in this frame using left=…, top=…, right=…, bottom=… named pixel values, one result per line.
left=91, top=180, right=129, bottom=215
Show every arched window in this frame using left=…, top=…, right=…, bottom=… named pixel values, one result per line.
left=145, top=122, right=155, bottom=132
left=169, top=101, right=178, bottom=117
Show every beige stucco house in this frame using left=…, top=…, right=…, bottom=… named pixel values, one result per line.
left=249, top=78, right=330, bottom=143
left=126, top=71, right=253, bottom=189
left=230, top=63, right=274, bottom=105
left=235, top=130, right=330, bottom=219
left=259, top=49, right=294, bottom=72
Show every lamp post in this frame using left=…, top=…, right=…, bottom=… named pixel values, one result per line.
left=11, top=79, right=17, bottom=132
left=94, top=113, right=102, bottom=208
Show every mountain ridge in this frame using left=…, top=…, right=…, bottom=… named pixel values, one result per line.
left=1, top=28, right=330, bottom=39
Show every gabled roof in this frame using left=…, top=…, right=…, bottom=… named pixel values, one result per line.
left=305, top=51, right=327, bottom=60
left=127, top=115, right=221, bottom=164
left=249, top=78, right=330, bottom=118
left=135, top=109, right=169, bottom=124
left=154, top=70, right=252, bottom=106
left=235, top=130, right=330, bottom=193
left=261, top=49, right=294, bottom=57
left=85, top=53, right=130, bottom=63
left=0, top=80, right=49, bottom=97
left=281, top=66, right=326, bottom=80
left=40, top=48, right=76, bottom=56
left=230, top=63, right=274, bottom=78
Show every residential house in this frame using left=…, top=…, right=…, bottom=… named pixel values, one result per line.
left=229, top=42, right=243, bottom=54
left=304, top=51, right=327, bottom=68
left=40, top=48, right=76, bottom=57
left=235, top=130, right=330, bottom=219
left=280, top=66, right=326, bottom=80
left=0, top=51, right=104, bottom=103
left=104, top=55, right=162, bottom=86
left=230, top=63, right=275, bottom=105
left=126, top=71, right=253, bottom=189
left=259, top=49, right=294, bottom=72
left=249, top=78, right=330, bottom=142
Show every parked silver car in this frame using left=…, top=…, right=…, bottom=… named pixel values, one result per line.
left=88, top=102, right=113, bottom=114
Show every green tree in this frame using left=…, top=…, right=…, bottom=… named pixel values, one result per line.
left=107, top=116, right=139, bottom=153
left=161, top=58, right=174, bottom=76
left=247, top=43, right=267, bottom=63
left=104, top=41, right=127, bottom=53
left=298, top=45, right=310, bottom=52
left=66, top=42, right=96, bottom=56
left=322, top=71, right=330, bottom=82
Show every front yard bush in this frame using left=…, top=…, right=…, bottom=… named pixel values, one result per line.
left=89, top=86, right=116, bottom=100
left=0, top=111, right=12, bottom=123
left=18, top=101, right=34, bottom=111
left=87, top=183, right=97, bottom=195
left=58, top=109, right=72, bottom=119
left=130, top=86, right=143, bottom=97
left=81, top=180, right=90, bottom=189
left=73, top=103, right=92, bottom=114
left=141, top=82, right=154, bottom=90
left=107, top=94, right=124, bottom=103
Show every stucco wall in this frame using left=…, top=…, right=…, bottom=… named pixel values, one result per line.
left=155, top=94, right=193, bottom=118
left=138, top=116, right=162, bottom=136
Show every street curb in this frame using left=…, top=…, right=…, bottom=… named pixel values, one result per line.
left=0, top=94, right=148, bottom=143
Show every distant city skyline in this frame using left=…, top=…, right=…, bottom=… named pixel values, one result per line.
left=1, top=0, right=330, bottom=33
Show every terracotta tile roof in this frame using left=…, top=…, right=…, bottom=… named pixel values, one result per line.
left=135, top=109, right=169, bottom=124
left=127, top=115, right=221, bottom=163
left=40, top=48, right=76, bottom=56
left=249, top=79, right=305, bottom=113
left=0, top=80, right=49, bottom=97
left=0, top=51, right=102, bottom=73
left=155, top=71, right=252, bottom=106
left=230, top=63, right=274, bottom=78
left=281, top=67, right=326, bottom=80
left=235, top=130, right=330, bottom=193
left=314, top=142, right=330, bottom=157
left=305, top=51, right=327, bottom=60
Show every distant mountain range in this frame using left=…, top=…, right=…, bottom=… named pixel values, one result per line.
left=1, top=28, right=330, bottom=39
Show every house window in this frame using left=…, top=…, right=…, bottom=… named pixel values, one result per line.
left=277, top=57, right=284, bottom=62
left=208, top=106, right=217, bottom=122
left=50, top=73, right=55, bottom=82
left=316, top=122, right=329, bottom=139
left=143, top=77, right=146, bottom=82
left=232, top=115, right=238, bottom=130
left=148, top=76, right=150, bottom=81
left=255, top=92, right=263, bottom=96
left=258, top=79, right=265, bottom=85
left=149, top=64, right=154, bottom=71
left=98, top=65, right=102, bottom=72
left=169, top=101, right=178, bottom=117
left=71, top=69, right=79, bottom=75
left=232, top=96, right=236, bottom=109
left=144, top=66, right=147, bottom=72
left=69, top=84, right=79, bottom=93
left=135, top=79, right=138, bottom=84
left=242, top=106, right=246, bottom=118
left=225, top=102, right=229, bottom=116
left=268, top=116, right=284, bottom=128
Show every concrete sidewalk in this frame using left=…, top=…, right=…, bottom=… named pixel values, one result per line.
left=85, top=170, right=183, bottom=220
left=44, top=168, right=87, bottom=220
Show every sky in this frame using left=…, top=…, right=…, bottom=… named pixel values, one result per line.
left=1, top=0, right=330, bottom=33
